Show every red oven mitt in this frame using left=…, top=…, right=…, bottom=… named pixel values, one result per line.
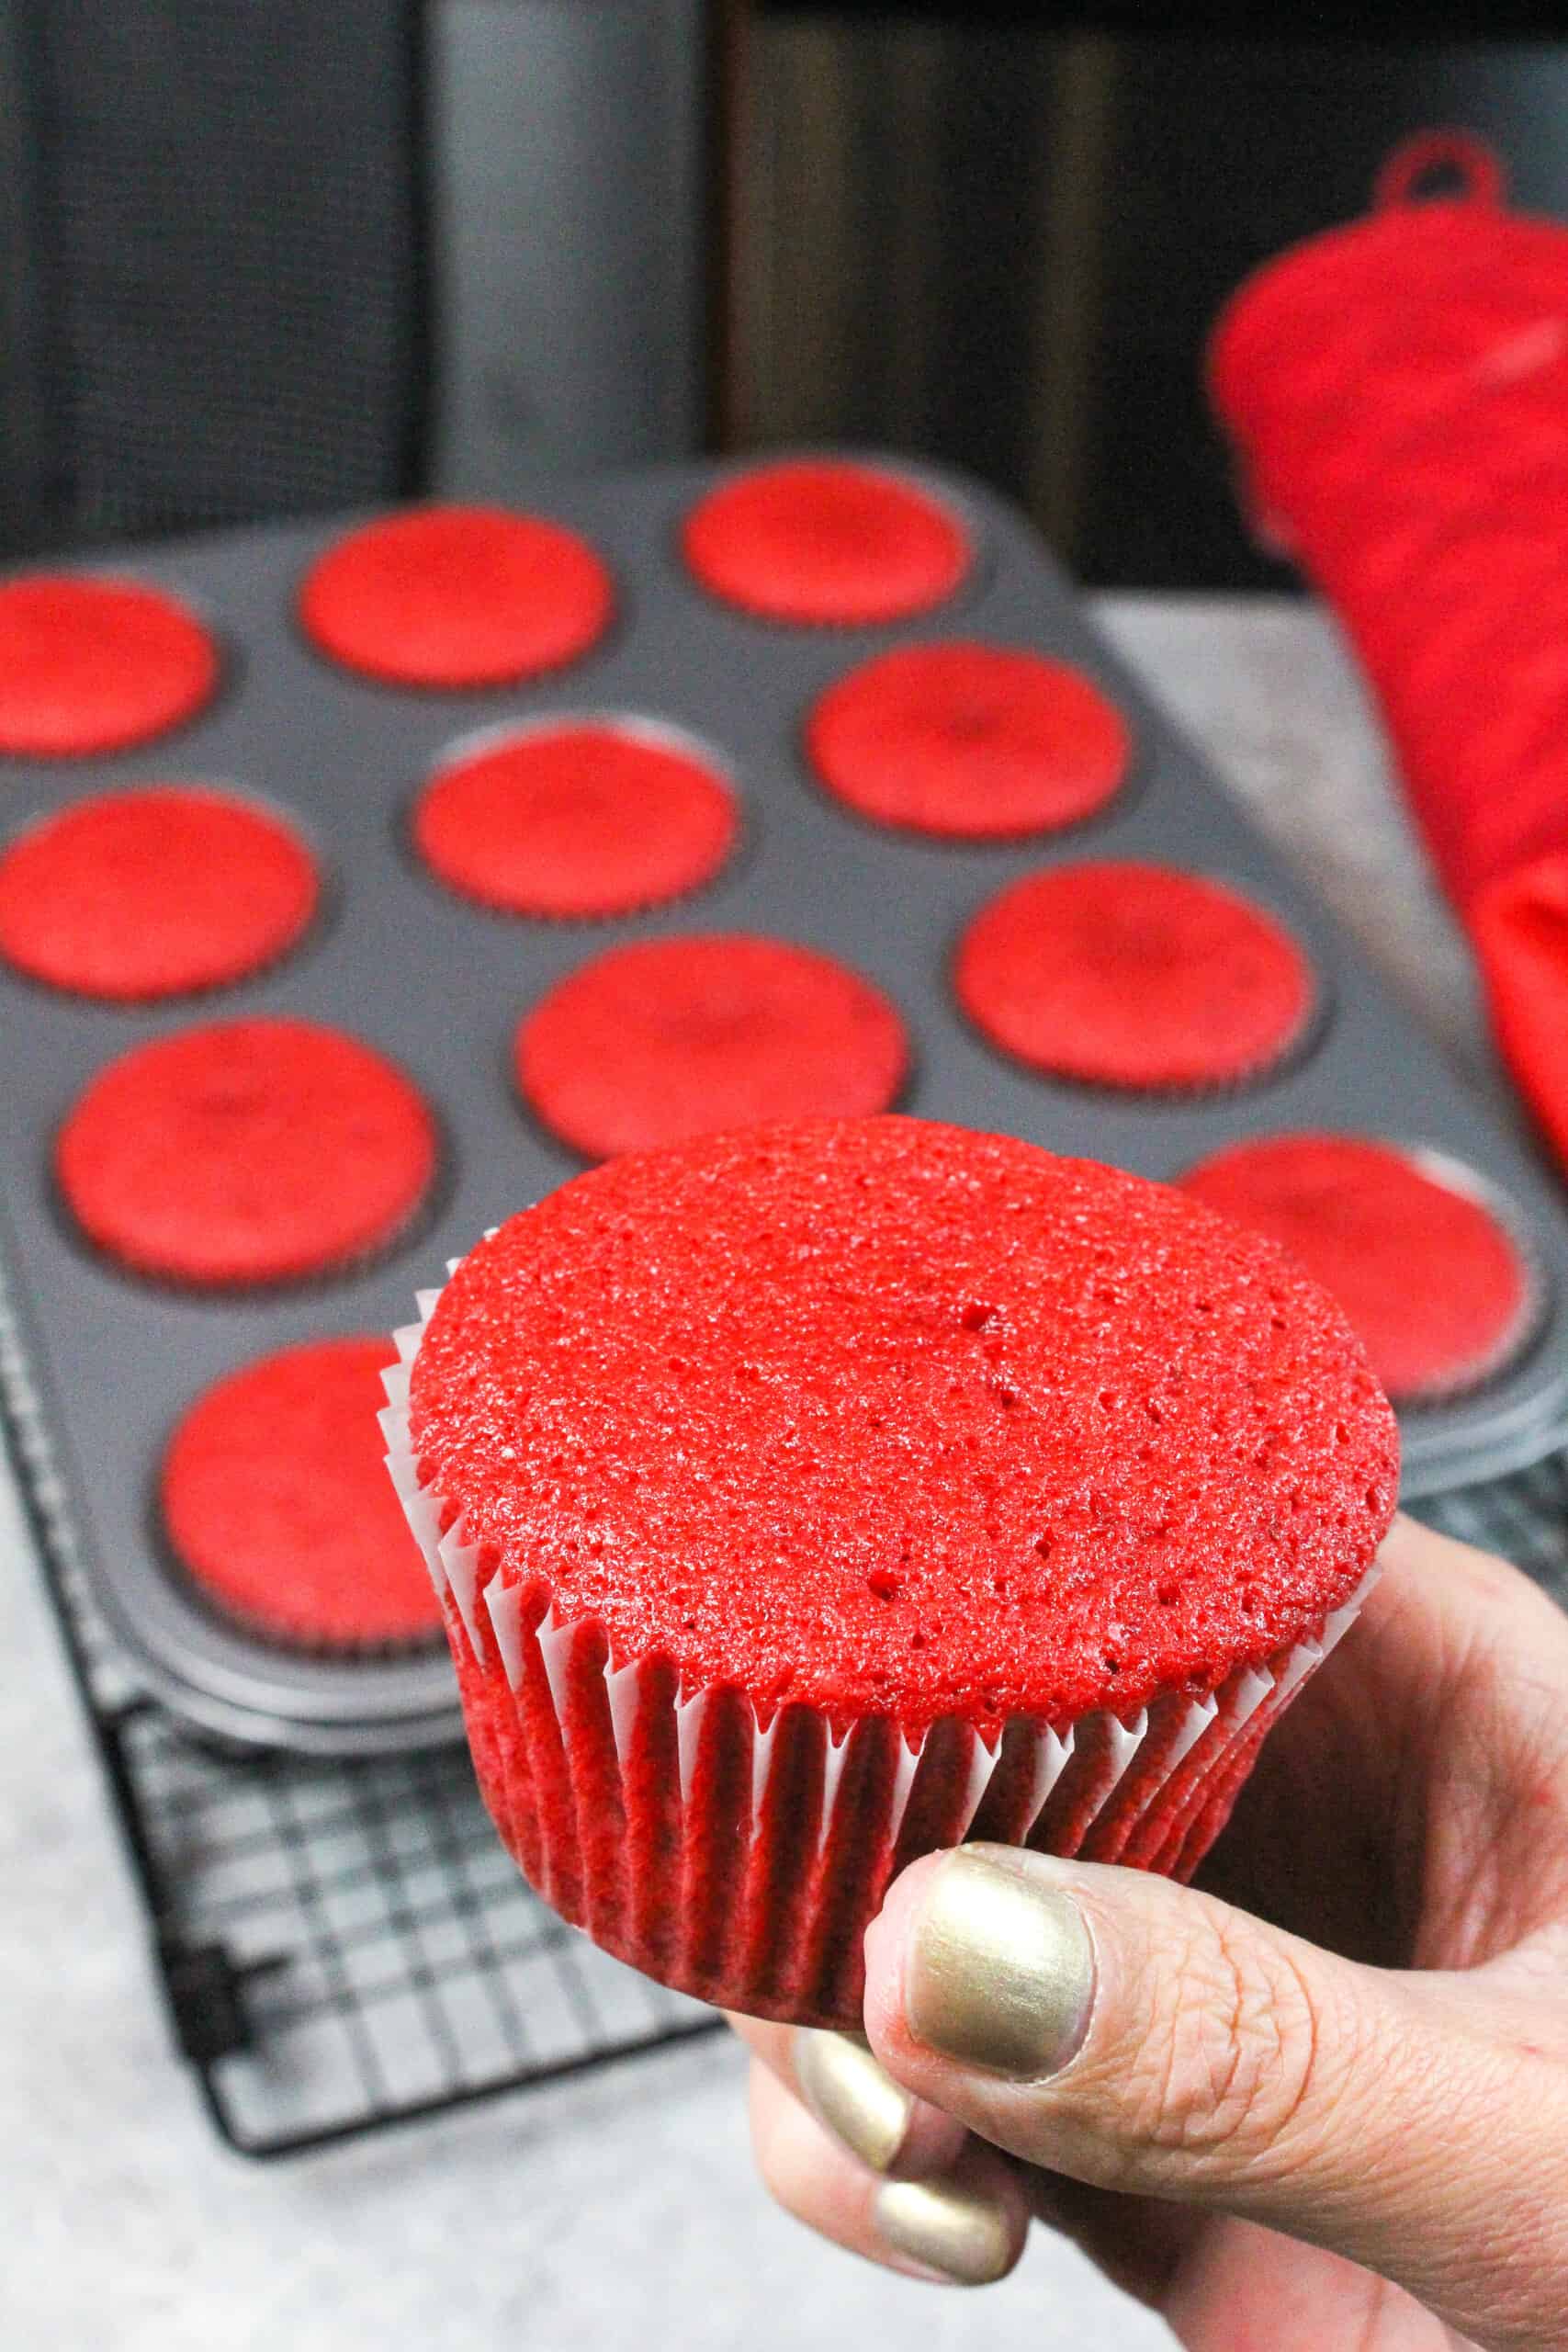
left=1210, top=131, right=1568, bottom=1170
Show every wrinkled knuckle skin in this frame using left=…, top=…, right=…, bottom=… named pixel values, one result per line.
left=1122, top=1920, right=1335, bottom=2182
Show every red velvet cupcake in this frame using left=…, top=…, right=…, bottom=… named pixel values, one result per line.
left=807, top=643, right=1130, bottom=839
left=383, top=1117, right=1395, bottom=2027
left=515, top=933, right=908, bottom=1160
left=164, top=1336, right=444, bottom=1650
left=0, top=786, right=318, bottom=1001
left=0, top=574, right=219, bottom=756
left=299, top=505, right=613, bottom=689
left=682, top=460, right=970, bottom=627
left=1181, top=1133, right=1534, bottom=1403
left=955, top=859, right=1315, bottom=1091
left=413, top=721, right=738, bottom=919
left=57, top=1016, right=437, bottom=1287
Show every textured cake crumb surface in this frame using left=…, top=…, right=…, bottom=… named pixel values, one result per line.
left=411, top=1117, right=1397, bottom=1733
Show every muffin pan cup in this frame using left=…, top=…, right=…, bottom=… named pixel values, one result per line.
left=2, top=454, right=1566, bottom=1754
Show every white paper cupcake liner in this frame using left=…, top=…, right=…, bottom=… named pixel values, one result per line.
left=383, top=1261, right=1378, bottom=2026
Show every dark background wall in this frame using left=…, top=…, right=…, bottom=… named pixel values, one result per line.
left=735, top=25, right=1568, bottom=584
left=9, top=6, right=1568, bottom=594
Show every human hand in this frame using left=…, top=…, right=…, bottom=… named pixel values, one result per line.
left=730, top=1515, right=1568, bottom=2348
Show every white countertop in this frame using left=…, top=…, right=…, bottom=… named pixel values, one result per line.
left=4, top=594, right=1474, bottom=2352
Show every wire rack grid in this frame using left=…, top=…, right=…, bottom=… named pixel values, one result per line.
left=10, top=1290, right=1568, bottom=2158
left=1, top=1284, right=720, bottom=2158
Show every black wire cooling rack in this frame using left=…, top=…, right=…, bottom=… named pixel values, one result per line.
left=12, top=1412, right=720, bottom=2159
left=14, top=1370, right=1568, bottom=2159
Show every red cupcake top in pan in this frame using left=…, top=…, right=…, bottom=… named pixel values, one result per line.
left=955, top=859, right=1315, bottom=1091
left=164, top=1336, right=444, bottom=1649
left=57, top=1017, right=438, bottom=1287
left=1182, top=1133, right=1533, bottom=1403
left=516, top=933, right=908, bottom=1161
left=413, top=721, right=738, bottom=919
left=0, top=786, right=319, bottom=1001
left=0, top=575, right=219, bottom=756
left=299, top=504, right=613, bottom=689
left=807, top=641, right=1130, bottom=839
left=682, top=459, right=970, bottom=626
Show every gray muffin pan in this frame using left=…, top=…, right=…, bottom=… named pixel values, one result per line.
left=1, top=453, right=1564, bottom=1754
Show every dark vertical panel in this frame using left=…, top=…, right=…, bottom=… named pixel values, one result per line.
left=1021, top=33, right=1120, bottom=554
left=920, top=28, right=1056, bottom=493
left=0, top=3, right=57, bottom=553
left=740, top=17, right=1053, bottom=481
left=32, top=0, right=425, bottom=545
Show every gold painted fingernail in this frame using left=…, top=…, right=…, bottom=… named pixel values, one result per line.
left=793, top=2030, right=913, bottom=2174
left=906, top=1848, right=1094, bottom=2078
left=874, top=2177, right=1015, bottom=2286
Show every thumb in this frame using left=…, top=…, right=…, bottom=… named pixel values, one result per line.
left=862, top=1844, right=1568, bottom=2335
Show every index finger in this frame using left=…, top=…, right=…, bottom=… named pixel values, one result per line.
left=725, top=2010, right=968, bottom=2181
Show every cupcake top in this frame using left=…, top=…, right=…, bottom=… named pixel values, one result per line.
left=410, top=1117, right=1396, bottom=1734
left=413, top=721, right=738, bottom=919
left=299, top=504, right=613, bottom=689
left=164, top=1336, right=444, bottom=1648
left=955, top=859, right=1315, bottom=1091
left=681, top=459, right=970, bottom=626
left=1181, top=1133, right=1533, bottom=1402
left=807, top=642, right=1130, bottom=839
left=57, top=1016, right=437, bottom=1285
left=0, top=786, right=318, bottom=1001
left=515, top=933, right=908, bottom=1160
left=0, top=575, right=219, bottom=756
